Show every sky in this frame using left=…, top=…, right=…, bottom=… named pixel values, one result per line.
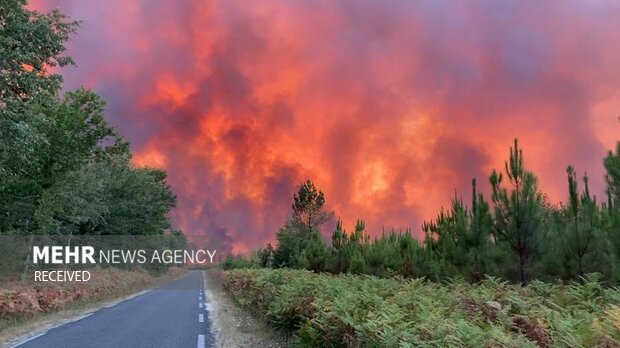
left=31, top=0, right=620, bottom=253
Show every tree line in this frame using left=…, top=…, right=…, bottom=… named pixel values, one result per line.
left=226, top=140, right=620, bottom=285
left=0, top=1, right=184, bottom=274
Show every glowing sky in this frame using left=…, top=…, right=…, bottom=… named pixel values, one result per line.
left=31, top=0, right=620, bottom=253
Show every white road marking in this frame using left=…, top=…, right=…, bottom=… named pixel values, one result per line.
left=197, top=334, right=205, bottom=348
left=12, top=312, right=95, bottom=347
left=199, top=313, right=204, bottom=323
left=11, top=332, right=47, bottom=347
left=199, top=302, right=203, bottom=308
left=76, top=313, right=93, bottom=321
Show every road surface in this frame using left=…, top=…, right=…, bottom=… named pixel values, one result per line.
left=15, top=271, right=214, bottom=348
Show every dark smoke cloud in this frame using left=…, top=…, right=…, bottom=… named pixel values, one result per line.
left=31, top=0, right=620, bottom=253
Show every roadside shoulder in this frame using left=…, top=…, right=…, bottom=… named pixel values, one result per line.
left=1, top=269, right=189, bottom=347
left=203, top=269, right=293, bottom=348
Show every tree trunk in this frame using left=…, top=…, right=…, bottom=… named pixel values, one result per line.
left=519, top=252, right=526, bottom=285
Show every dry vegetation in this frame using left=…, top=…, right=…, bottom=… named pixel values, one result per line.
left=223, top=269, right=620, bottom=347
left=0, top=267, right=186, bottom=332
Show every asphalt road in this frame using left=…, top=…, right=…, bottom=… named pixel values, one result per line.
left=16, top=271, right=214, bottom=348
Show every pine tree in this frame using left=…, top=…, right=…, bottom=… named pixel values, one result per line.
left=273, top=223, right=302, bottom=267
left=291, top=180, right=333, bottom=236
left=421, top=180, right=494, bottom=282
left=332, top=219, right=347, bottom=250
left=330, top=219, right=348, bottom=273
left=467, top=178, right=493, bottom=282
left=422, top=194, right=467, bottom=278
left=257, top=243, right=275, bottom=268
left=561, top=167, right=602, bottom=278
left=604, top=143, right=620, bottom=207
left=490, top=139, right=543, bottom=284
left=276, top=180, right=334, bottom=268
left=603, top=144, right=620, bottom=281
left=304, top=230, right=329, bottom=272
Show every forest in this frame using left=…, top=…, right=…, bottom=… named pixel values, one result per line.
left=221, top=136, right=620, bottom=346
left=0, top=1, right=184, bottom=276
left=225, top=140, right=620, bottom=286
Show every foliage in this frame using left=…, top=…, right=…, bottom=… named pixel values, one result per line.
left=0, top=1, right=182, bottom=251
left=235, top=137, right=620, bottom=287
left=489, top=139, right=544, bottom=284
left=291, top=180, right=334, bottom=235
left=0, top=0, right=77, bottom=104
left=604, top=144, right=620, bottom=282
left=223, top=269, right=620, bottom=347
left=547, top=167, right=608, bottom=280
left=422, top=178, right=494, bottom=282
left=0, top=267, right=186, bottom=325
left=221, top=254, right=255, bottom=270
left=1, top=0, right=79, bottom=185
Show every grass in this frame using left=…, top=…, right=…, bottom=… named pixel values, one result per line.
left=223, top=269, right=620, bottom=347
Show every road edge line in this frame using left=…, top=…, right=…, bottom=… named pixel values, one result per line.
left=9, top=289, right=151, bottom=348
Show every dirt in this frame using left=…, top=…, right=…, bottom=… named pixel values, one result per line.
left=203, top=269, right=294, bottom=348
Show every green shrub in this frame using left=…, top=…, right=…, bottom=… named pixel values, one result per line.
left=221, top=254, right=255, bottom=270
left=223, top=269, right=620, bottom=347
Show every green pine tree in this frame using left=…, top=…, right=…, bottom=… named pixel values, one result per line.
left=489, top=139, right=543, bottom=284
